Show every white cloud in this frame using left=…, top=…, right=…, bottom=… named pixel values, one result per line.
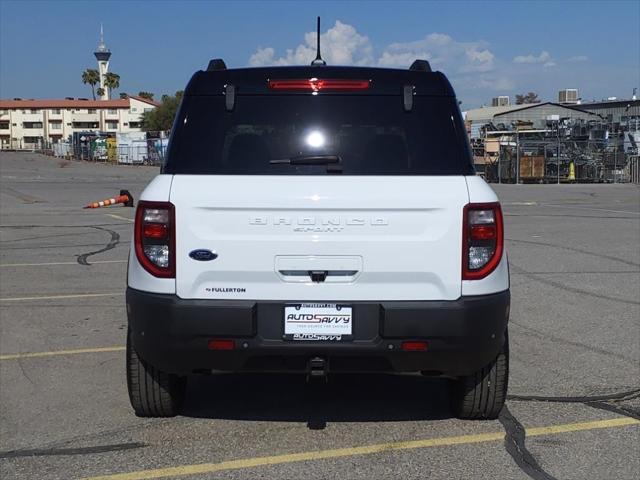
left=454, top=72, right=515, bottom=93
left=248, top=24, right=494, bottom=75
left=377, top=33, right=495, bottom=73
left=249, top=21, right=373, bottom=66
left=248, top=47, right=276, bottom=67
left=513, top=51, right=552, bottom=64
left=568, top=55, right=589, bottom=62
left=247, top=22, right=595, bottom=107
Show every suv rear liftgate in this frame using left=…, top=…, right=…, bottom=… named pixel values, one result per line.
left=126, top=44, right=509, bottom=420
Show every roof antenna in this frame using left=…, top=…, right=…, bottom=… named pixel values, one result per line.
left=311, top=16, right=326, bottom=66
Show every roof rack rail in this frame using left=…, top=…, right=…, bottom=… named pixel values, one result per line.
left=207, top=58, right=227, bottom=71
left=409, top=59, right=432, bottom=72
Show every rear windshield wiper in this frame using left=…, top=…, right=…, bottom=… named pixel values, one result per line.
left=269, top=155, right=341, bottom=166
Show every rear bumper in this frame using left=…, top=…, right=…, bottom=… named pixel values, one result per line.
left=126, top=288, right=510, bottom=376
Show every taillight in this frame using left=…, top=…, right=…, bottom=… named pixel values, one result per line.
left=134, top=201, right=175, bottom=278
left=462, top=202, right=504, bottom=280
left=268, top=78, right=370, bottom=92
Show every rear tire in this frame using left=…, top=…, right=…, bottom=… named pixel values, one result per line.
left=126, top=331, right=186, bottom=417
left=450, top=330, right=509, bottom=420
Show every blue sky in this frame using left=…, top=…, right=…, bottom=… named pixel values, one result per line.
left=1, top=0, right=638, bottom=108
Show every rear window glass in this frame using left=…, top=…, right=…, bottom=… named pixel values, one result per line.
left=164, top=95, right=474, bottom=175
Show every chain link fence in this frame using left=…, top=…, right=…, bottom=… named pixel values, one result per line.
left=32, top=135, right=169, bottom=167
left=7, top=132, right=640, bottom=184
left=475, top=138, right=639, bottom=184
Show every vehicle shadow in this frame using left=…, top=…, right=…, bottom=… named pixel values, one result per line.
left=181, top=373, right=453, bottom=426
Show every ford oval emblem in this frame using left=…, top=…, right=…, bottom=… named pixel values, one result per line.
left=189, top=249, right=218, bottom=261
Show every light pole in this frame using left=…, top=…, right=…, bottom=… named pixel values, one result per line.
left=515, top=130, right=520, bottom=184
left=556, top=120, right=560, bottom=185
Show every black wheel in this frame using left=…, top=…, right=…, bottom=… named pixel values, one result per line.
left=126, top=331, right=186, bottom=417
left=450, top=330, right=509, bottom=420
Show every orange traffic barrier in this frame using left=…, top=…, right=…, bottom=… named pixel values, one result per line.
left=84, top=189, right=134, bottom=209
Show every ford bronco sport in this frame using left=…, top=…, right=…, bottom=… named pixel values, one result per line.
left=126, top=57, right=510, bottom=419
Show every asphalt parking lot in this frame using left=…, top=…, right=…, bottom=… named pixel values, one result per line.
left=0, top=151, right=638, bottom=480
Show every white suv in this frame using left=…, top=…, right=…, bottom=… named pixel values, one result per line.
left=126, top=59, right=510, bottom=419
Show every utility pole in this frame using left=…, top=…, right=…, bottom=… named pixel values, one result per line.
left=614, top=143, right=617, bottom=183
left=557, top=121, right=560, bottom=185
left=516, top=130, right=520, bottom=184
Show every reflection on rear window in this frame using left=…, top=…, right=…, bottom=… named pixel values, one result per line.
left=164, top=95, right=474, bottom=175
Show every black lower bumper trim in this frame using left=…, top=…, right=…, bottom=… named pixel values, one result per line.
left=127, top=288, right=510, bottom=376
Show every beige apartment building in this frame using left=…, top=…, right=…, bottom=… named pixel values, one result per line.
left=0, top=96, right=158, bottom=149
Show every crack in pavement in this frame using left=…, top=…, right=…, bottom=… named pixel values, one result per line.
left=505, top=213, right=638, bottom=220
left=508, top=388, right=640, bottom=421
left=77, top=226, right=120, bottom=266
left=586, top=401, right=640, bottom=421
left=1, top=186, right=48, bottom=204
left=499, top=405, right=558, bottom=480
left=509, top=264, right=640, bottom=306
left=0, top=442, right=147, bottom=459
left=508, top=387, right=640, bottom=404
left=501, top=388, right=640, bottom=478
left=0, top=223, right=132, bottom=229
left=506, top=238, right=640, bottom=268
left=510, top=321, right=637, bottom=363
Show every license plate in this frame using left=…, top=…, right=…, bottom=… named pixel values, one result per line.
left=284, top=303, right=353, bottom=341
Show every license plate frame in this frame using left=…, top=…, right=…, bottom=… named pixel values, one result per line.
left=283, top=303, right=353, bottom=341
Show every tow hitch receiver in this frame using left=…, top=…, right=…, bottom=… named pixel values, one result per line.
left=307, top=356, right=328, bottom=382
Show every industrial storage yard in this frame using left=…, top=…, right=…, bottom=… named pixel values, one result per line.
left=0, top=152, right=638, bottom=479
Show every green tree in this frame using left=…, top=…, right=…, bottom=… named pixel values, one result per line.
left=96, top=87, right=105, bottom=98
left=138, top=91, right=154, bottom=100
left=119, top=92, right=129, bottom=99
left=103, top=72, right=121, bottom=99
left=141, top=90, right=184, bottom=132
left=81, top=69, right=100, bottom=100
left=515, top=92, right=540, bottom=105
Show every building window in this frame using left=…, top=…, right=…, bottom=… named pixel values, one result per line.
left=51, top=109, right=61, bottom=115
left=144, top=108, right=153, bottom=113
left=129, top=122, right=142, bottom=129
left=30, top=109, right=40, bottom=113
left=49, top=123, right=62, bottom=130
left=107, top=109, right=117, bottom=114
left=0, top=109, right=8, bottom=115
left=23, top=122, right=43, bottom=129
left=130, top=107, right=137, bottom=113
left=0, top=122, right=9, bottom=130
left=88, top=109, right=97, bottom=114
left=71, top=122, right=99, bottom=129
left=106, top=121, right=118, bottom=130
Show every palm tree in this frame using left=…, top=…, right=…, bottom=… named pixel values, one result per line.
left=81, top=69, right=100, bottom=100
left=96, top=87, right=105, bottom=98
left=104, top=72, right=121, bottom=99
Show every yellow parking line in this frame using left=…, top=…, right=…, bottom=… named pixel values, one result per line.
left=0, top=292, right=122, bottom=302
left=0, top=260, right=127, bottom=267
left=105, top=213, right=134, bottom=223
left=0, top=346, right=125, bottom=361
left=82, top=417, right=639, bottom=480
